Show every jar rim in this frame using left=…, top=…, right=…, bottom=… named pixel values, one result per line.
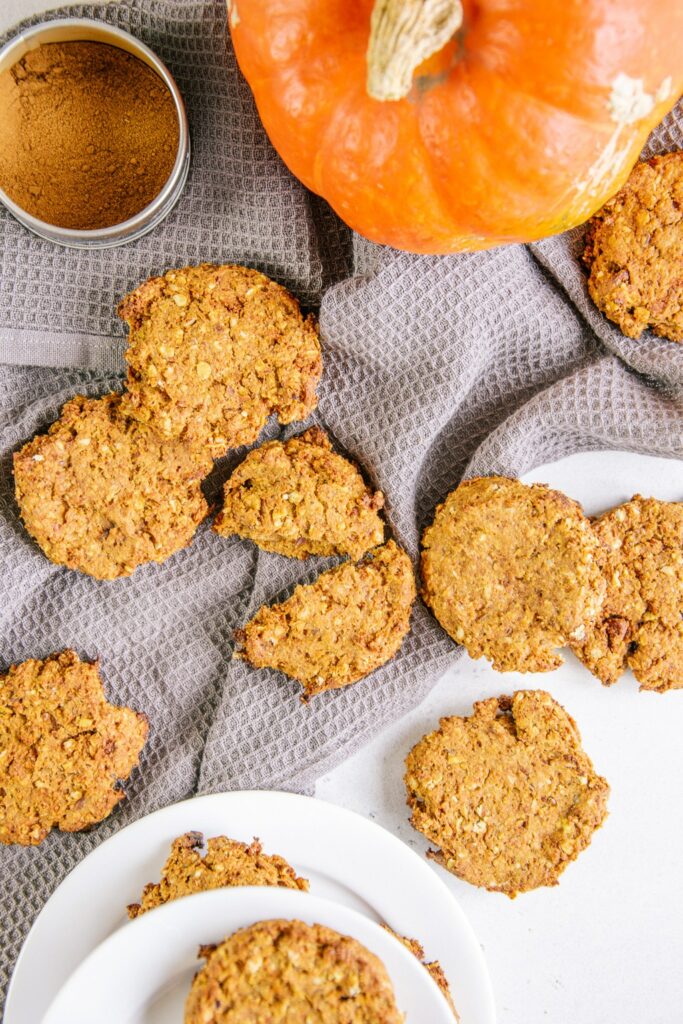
left=0, top=17, right=191, bottom=248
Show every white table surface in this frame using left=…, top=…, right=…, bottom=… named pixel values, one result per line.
left=2, top=4, right=682, bottom=1024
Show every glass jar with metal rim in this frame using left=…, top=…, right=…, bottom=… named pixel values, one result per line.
left=0, top=17, right=190, bottom=248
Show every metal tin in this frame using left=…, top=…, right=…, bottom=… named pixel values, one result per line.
left=0, top=18, right=190, bottom=248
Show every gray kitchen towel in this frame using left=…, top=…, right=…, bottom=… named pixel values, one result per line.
left=1, top=0, right=682, bottom=1010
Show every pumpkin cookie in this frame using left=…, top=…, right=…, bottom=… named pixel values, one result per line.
left=214, top=427, right=384, bottom=559
left=384, top=929, right=457, bottom=1018
left=119, top=263, right=322, bottom=457
left=574, top=496, right=683, bottom=691
left=405, top=691, right=609, bottom=897
left=583, top=151, right=683, bottom=342
left=184, top=919, right=403, bottom=1023
left=235, top=540, right=415, bottom=698
left=421, top=476, right=605, bottom=672
left=128, top=831, right=308, bottom=918
left=13, top=393, right=210, bottom=580
left=0, top=651, right=147, bottom=846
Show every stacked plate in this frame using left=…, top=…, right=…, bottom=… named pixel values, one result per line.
left=7, top=791, right=495, bottom=1023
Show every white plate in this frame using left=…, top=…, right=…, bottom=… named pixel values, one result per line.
left=6, top=790, right=494, bottom=1024
left=43, top=887, right=455, bottom=1023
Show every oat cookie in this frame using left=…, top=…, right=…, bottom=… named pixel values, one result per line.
left=184, top=919, right=403, bottom=1023
left=0, top=651, right=147, bottom=846
left=119, top=263, right=322, bottom=457
left=384, top=929, right=457, bottom=1018
left=421, top=476, right=605, bottom=672
left=574, top=496, right=683, bottom=691
left=236, top=540, right=415, bottom=697
left=13, top=393, right=210, bottom=580
left=128, top=832, right=309, bottom=918
left=583, top=151, right=683, bottom=342
left=214, top=427, right=384, bottom=559
left=405, top=691, right=609, bottom=897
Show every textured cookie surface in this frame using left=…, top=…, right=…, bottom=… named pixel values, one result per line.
left=119, top=263, right=322, bottom=457
left=13, top=393, right=210, bottom=580
left=128, top=831, right=309, bottom=918
left=214, top=427, right=384, bottom=559
left=237, top=540, right=415, bottom=697
left=0, top=651, right=147, bottom=846
left=384, top=929, right=457, bottom=1018
left=574, top=496, right=683, bottom=691
left=405, top=691, right=609, bottom=897
left=583, top=152, right=683, bottom=342
left=421, top=476, right=605, bottom=672
left=184, top=919, right=403, bottom=1023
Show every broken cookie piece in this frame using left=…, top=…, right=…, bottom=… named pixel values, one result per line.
left=0, top=651, right=148, bottom=846
left=128, top=832, right=309, bottom=918
left=236, top=540, right=415, bottom=697
left=421, top=476, right=605, bottom=672
left=405, top=691, right=609, bottom=897
left=384, top=928, right=458, bottom=1018
left=574, top=496, right=683, bottom=691
left=214, top=427, right=384, bottom=560
left=13, top=393, right=210, bottom=580
left=119, top=263, right=322, bottom=458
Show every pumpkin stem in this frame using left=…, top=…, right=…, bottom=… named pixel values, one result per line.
left=367, top=0, right=463, bottom=101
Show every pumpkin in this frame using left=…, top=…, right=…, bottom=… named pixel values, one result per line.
left=228, top=0, right=682, bottom=254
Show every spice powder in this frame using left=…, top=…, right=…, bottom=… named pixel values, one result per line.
left=0, top=40, right=180, bottom=230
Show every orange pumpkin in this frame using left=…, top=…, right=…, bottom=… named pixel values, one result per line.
left=229, top=0, right=682, bottom=254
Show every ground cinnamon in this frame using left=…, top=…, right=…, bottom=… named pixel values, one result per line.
left=0, top=40, right=179, bottom=230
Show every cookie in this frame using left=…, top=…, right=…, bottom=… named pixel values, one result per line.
left=405, top=691, right=609, bottom=897
left=13, top=393, right=210, bottom=580
left=128, top=831, right=309, bottom=918
left=184, top=919, right=403, bottom=1023
left=236, top=540, right=415, bottom=697
left=0, top=651, right=147, bottom=846
left=421, top=476, right=605, bottom=672
left=214, top=427, right=385, bottom=559
left=384, top=929, right=457, bottom=1018
left=583, top=151, right=683, bottom=342
left=574, top=496, right=683, bottom=691
left=119, top=263, right=322, bottom=457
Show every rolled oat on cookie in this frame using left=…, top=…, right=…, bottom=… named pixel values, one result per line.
left=421, top=476, right=605, bottom=672
left=14, top=393, right=210, bottom=580
left=184, top=919, right=403, bottom=1024
left=119, top=263, right=322, bottom=458
left=0, top=651, right=147, bottom=846
left=214, top=427, right=384, bottom=560
left=574, top=495, right=683, bottom=691
left=583, top=151, right=683, bottom=343
left=128, top=831, right=308, bottom=918
left=236, top=540, right=415, bottom=698
left=405, top=690, right=609, bottom=897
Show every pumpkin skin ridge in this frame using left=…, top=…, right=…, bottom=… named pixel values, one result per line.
left=314, top=89, right=475, bottom=250
left=230, top=0, right=683, bottom=253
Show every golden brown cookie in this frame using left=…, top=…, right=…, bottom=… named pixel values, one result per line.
left=0, top=651, right=147, bottom=846
left=583, top=151, right=683, bottom=342
left=421, top=476, right=605, bottom=672
left=214, top=427, right=385, bottom=560
left=127, top=832, right=309, bottom=918
left=13, top=393, right=210, bottom=580
left=184, top=919, right=403, bottom=1024
left=383, top=929, right=458, bottom=1018
left=119, top=263, right=322, bottom=457
left=574, top=496, right=683, bottom=691
left=405, top=691, right=609, bottom=898
left=236, top=540, right=416, bottom=698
